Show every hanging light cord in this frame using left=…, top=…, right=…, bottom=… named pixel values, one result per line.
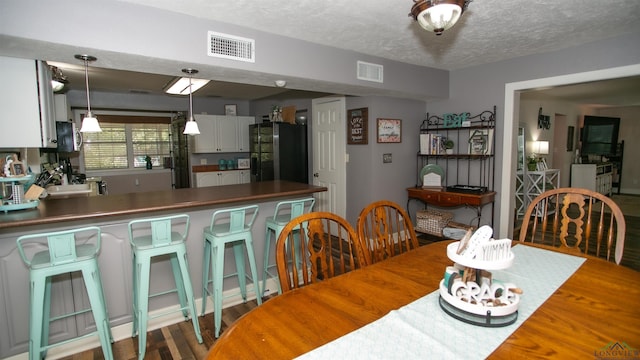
left=83, top=59, right=93, bottom=116
left=188, top=76, right=194, bottom=121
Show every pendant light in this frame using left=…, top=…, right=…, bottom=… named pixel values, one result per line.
left=182, top=68, right=200, bottom=135
left=75, top=54, right=102, bottom=133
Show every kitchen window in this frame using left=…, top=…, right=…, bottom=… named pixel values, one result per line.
left=83, top=122, right=171, bottom=170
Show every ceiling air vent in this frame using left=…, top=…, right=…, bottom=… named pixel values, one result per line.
left=208, top=31, right=255, bottom=63
left=357, top=61, right=383, bottom=83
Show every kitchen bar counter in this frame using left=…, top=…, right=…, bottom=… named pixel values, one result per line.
left=0, top=180, right=326, bottom=231
left=0, top=180, right=326, bottom=358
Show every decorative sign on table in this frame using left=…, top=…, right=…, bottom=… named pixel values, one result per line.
left=347, top=108, right=368, bottom=144
left=377, top=118, right=402, bottom=143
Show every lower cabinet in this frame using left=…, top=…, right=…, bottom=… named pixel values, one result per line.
left=195, top=170, right=251, bottom=187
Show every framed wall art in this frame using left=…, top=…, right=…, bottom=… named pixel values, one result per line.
left=377, top=118, right=402, bottom=143
left=225, top=104, right=237, bottom=116
left=347, top=108, right=368, bottom=144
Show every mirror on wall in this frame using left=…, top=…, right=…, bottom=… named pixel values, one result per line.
left=517, top=126, right=525, bottom=172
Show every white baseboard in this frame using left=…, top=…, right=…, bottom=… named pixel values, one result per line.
left=7, top=278, right=279, bottom=360
left=618, top=188, right=640, bottom=195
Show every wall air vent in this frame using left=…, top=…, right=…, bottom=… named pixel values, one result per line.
left=208, top=31, right=255, bottom=63
left=357, top=61, right=383, bottom=83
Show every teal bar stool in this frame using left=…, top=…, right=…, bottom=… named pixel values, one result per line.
left=128, top=214, right=202, bottom=360
left=262, top=197, right=315, bottom=296
left=16, top=226, right=114, bottom=360
left=201, top=205, right=262, bottom=338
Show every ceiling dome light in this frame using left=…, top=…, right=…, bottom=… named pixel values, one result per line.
left=50, top=66, right=68, bottom=93
left=409, top=0, right=471, bottom=35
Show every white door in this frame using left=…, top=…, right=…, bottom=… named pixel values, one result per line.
left=311, top=97, right=347, bottom=217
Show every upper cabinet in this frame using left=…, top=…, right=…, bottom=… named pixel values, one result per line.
left=0, top=56, right=56, bottom=148
left=237, top=116, right=254, bottom=152
left=192, top=115, right=254, bottom=153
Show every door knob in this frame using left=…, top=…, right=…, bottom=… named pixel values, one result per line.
left=313, top=173, right=319, bottom=178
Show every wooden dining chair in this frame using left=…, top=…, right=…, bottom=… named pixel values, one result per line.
left=518, top=187, right=626, bottom=264
left=275, top=212, right=370, bottom=292
left=357, top=200, right=420, bottom=263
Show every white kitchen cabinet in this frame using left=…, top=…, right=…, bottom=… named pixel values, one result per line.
left=192, top=115, right=254, bottom=153
left=239, top=170, right=251, bottom=184
left=54, top=94, right=72, bottom=122
left=195, top=170, right=243, bottom=187
left=192, top=115, right=236, bottom=153
left=237, top=116, right=255, bottom=152
left=0, top=56, right=56, bottom=148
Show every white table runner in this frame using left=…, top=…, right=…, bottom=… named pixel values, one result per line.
left=296, top=245, right=586, bottom=360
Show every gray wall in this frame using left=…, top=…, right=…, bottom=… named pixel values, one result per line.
left=344, top=97, right=426, bottom=224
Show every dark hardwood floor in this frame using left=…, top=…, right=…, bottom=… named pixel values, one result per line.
left=59, top=298, right=265, bottom=360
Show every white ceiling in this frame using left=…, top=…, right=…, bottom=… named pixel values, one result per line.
left=51, top=0, right=640, bottom=104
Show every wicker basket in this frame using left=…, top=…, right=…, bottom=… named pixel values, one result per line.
left=415, top=209, right=454, bottom=236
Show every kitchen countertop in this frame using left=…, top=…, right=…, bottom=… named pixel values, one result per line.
left=0, top=181, right=326, bottom=231
left=192, top=165, right=250, bottom=172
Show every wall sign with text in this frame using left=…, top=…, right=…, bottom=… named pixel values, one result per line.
left=347, top=108, right=368, bottom=144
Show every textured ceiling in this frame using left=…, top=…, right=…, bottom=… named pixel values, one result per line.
left=116, top=0, right=640, bottom=70
left=49, top=0, right=640, bottom=104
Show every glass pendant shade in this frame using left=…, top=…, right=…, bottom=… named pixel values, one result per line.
left=410, top=0, right=469, bottom=35
left=183, top=118, right=200, bottom=135
left=80, top=113, right=102, bottom=133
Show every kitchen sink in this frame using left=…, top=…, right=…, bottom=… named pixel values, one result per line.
left=46, top=184, right=92, bottom=198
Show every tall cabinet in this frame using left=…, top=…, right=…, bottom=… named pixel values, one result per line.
left=0, top=56, right=56, bottom=148
left=407, top=106, right=497, bottom=228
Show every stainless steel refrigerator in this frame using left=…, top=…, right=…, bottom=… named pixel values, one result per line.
left=250, top=122, right=308, bottom=183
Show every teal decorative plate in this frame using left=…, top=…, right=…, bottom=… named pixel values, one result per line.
left=419, top=164, right=445, bottom=186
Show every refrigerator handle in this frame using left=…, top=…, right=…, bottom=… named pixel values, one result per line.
left=251, top=157, right=258, bottom=177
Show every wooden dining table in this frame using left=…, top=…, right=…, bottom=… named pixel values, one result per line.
left=207, top=241, right=640, bottom=359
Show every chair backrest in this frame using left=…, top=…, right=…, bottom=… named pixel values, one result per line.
left=272, top=197, right=316, bottom=224
left=128, top=214, right=189, bottom=247
left=357, top=200, right=420, bottom=263
left=518, top=187, right=626, bottom=264
left=16, top=226, right=101, bottom=267
left=276, top=211, right=370, bottom=292
left=209, top=205, right=259, bottom=235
